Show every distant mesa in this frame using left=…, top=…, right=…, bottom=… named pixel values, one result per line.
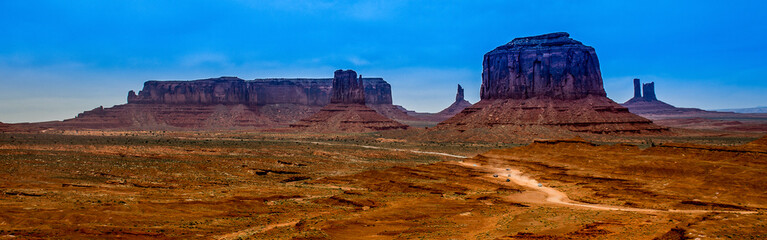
left=2, top=73, right=418, bottom=131
left=436, top=32, right=665, bottom=134
left=290, top=70, right=408, bottom=132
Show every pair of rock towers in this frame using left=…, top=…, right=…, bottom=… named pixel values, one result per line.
left=631, top=78, right=657, bottom=102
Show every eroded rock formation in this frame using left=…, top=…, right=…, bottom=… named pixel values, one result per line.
left=331, top=70, right=366, bottom=104
left=291, top=70, right=408, bottom=132
left=437, top=32, right=664, bottom=134
left=436, top=84, right=473, bottom=118
left=127, top=76, right=392, bottom=106
left=480, top=32, right=606, bottom=100
left=45, top=75, right=409, bottom=130
left=400, top=84, right=473, bottom=123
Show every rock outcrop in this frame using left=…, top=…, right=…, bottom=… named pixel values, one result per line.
left=642, top=82, right=657, bottom=101
left=623, top=79, right=694, bottom=115
left=399, top=84, right=473, bottom=124
left=127, top=76, right=392, bottom=106
left=48, top=75, right=412, bottom=130
left=435, top=84, right=473, bottom=118
left=632, top=78, right=642, bottom=99
left=330, top=70, right=366, bottom=104
left=291, top=70, right=408, bottom=132
left=621, top=79, right=767, bottom=132
left=480, top=32, right=606, bottom=100
left=437, top=32, right=664, bottom=134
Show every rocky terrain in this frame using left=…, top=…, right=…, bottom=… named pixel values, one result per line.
left=1, top=131, right=764, bottom=239
left=435, top=32, right=664, bottom=135
left=290, top=70, right=408, bottom=132
left=623, top=79, right=767, bottom=132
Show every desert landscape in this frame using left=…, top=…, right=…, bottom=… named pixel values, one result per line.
left=2, top=2, right=766, bottom=240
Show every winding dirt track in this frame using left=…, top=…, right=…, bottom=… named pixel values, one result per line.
left=300, top=140, right=759, bottom=215
left=455, top=162, right=759, bottom=215
left=214, top=140, right=758, bottom=239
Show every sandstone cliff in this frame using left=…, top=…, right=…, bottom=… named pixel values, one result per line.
left=40, top=74, right=409, bottom=130
left=331, top=70, right=366, bottom=104
left=437, top=32, right=663, bottom=134
left=127, top=76, right=392, bottom=106
left=291, top=70, right=408, bottom=132
left=480, top=32, right=606, bottom=100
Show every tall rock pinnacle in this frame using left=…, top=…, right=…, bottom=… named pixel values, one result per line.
left=642, top=82, right=657, bottom=101
left=331, top=69, right=366, bottom=104
left=456, top=84, right=465, bottom=102
left=633, top=78, right=642, bottom=99
left=480, top=32, right=606, bottom=100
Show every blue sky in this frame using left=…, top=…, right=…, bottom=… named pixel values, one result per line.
left=1, top=0, right=765, bottom=123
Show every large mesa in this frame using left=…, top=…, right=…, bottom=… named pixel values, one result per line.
left=47, top=75, right=409, bottom=130
left=480, top=32, right=606, bottom=100
left=436, top=32, right=664, bottom=134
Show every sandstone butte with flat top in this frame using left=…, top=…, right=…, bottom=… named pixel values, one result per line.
left=436, top=32, right=666, bottom=134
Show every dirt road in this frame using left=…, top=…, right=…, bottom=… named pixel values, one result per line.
left=454, top=161, right=759, bottom=215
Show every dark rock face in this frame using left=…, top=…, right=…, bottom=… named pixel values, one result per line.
left=291, top=70, right=408, bottom=132
left=44, top=74, right=405, bottom=130
left=437, top=33, right=665, bottom=134
left=480, top=32, right=606, bottom=100
left=642, top=82, right=657, bottom=101
left=330, top=70, right=365, bottom=104
left=623, top=79, right=702, bottom=116
left=456, top=84, right=465, bottom=102
left=437, top=84, right=473, bottom=118
left=127, top=76, right=392, bottom=106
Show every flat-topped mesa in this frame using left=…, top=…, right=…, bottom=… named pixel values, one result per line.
left=480, top=32, right=606, bottom=100
left=456, top=84, right=465, bottom=102
left=435, top=33, right=666, bottom=135
left=331, top=70, right=366, bottom=104
left=127, top=76, right=392, bottom=106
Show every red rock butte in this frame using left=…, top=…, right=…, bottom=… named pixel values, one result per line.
left=290, top=70, right=408, bottom=132
left=436, top=32, right=665, bottom=134
left=24, top=75, right=416, bottom=130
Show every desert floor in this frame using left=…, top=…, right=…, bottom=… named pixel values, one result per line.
left=0, top=130, right=765, bottom=239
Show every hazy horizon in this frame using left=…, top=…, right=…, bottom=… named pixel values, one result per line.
left=1, top=0, right=766, bottom=123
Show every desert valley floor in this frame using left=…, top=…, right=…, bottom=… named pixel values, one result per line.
left=0, top=130, right=765, bottom=239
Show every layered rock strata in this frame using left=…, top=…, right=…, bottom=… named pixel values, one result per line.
left=128, top=76, right=392, bottom=106
left=291, top=70, right=408, bottom=132
left=437, top=32, right=664, bottom=134
left=480, top=32, right=606, bottom=100
left=54, top=76, right=410, bottom=129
